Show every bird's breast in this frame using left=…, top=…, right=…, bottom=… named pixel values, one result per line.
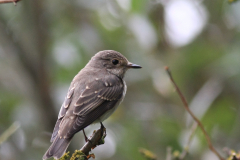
left=94, top=80, right=127, bottom=123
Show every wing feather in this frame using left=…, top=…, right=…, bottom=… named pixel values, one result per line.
left=74, top=76, right=123, bottom=115
left=51, top=86, right=75, bottom=141
left=67, top=100, right=119, bottom=137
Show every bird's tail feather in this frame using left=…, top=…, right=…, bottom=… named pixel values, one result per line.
left=43, top=135, right=72, bottom=160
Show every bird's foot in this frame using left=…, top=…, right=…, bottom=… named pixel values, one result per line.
left=100, top=122, right=107, bottom=137
left=85, top=137, right=93, bottom=144
left=83, top=129, right=93, bottom=144
left=96, top=122, right=106, bottom=145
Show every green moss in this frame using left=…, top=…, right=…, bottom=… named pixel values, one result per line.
left=59, top=151, right=70, bottom=160
left=70, top=150, right=87, bottom=160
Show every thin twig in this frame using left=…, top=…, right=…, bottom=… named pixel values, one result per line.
left=179, top=122, right=198, bottom=159
left=0, top=121, right=20, bottom=145
left=0, top=0, right=20, bottom=5
left=139, top=148, right=157, bottom=160
left=165, top=66, right=224, bottom=160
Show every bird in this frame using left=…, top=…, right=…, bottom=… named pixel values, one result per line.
left=43, top=50, right=141, bottom=159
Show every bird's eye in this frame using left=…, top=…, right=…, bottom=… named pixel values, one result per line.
left=112, top=59, right=119, bottom=65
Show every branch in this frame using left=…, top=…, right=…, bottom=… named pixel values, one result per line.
left=81, top=127, right=106, bottom=155
left=0, top=0, right=20, bottom=5
left=64, top=127, right=106, bottom=160
left=165, top=66, right=225, bottom=160
left=0, top=7, right=57, bottom=131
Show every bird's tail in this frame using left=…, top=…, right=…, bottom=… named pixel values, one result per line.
left=43, top=135, right=72, bottom=160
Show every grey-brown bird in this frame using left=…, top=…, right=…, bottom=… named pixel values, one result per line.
left=43, top=50, right=141, bottom=159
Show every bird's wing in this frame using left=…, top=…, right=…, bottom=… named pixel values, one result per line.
left=74, top=76, right=124, bottom=115
left=50, top=86, right=75, bottom=142
left=63, top=75, right=124, bottom=138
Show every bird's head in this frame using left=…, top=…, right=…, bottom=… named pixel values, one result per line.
left=87, top=50, right=141, bottom=78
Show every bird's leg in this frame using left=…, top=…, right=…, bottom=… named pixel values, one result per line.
left=100, top=122, right=106, bottom=136
left=100, top=122, right=105, bottom=129
left=83, top=129, right=90, bottom=142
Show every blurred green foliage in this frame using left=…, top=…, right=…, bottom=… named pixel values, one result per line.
left=0, top=0, right=240, bottom=160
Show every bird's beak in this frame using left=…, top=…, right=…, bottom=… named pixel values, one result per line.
left=127, top=62, right=142, bottom=69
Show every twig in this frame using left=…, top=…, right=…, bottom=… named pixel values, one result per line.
left=0, top=0, right=21, bottom=5
left=165, top=66, right=225, bottom=160
left=179, top=122, right=198, bottom=159
left=139, top=148, right=157, bottom=160
left=0, top=121, right=20, bottom=145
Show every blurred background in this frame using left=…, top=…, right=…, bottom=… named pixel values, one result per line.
left=0, top=0, right=240, bottom=160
